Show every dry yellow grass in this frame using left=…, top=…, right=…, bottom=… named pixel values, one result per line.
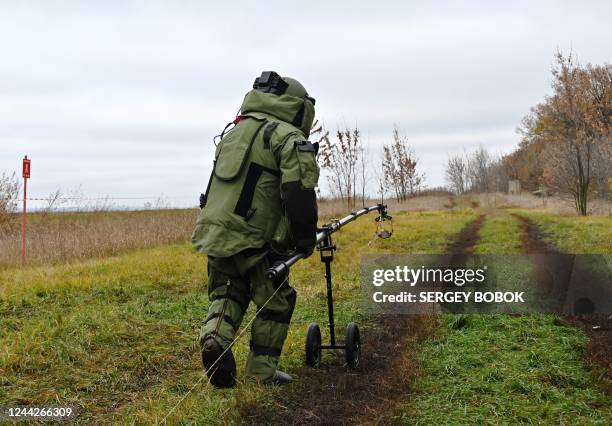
left=2, top=194, right=609, bottom=269
left=322, top=193, right=612, bottom=216
left=0, top=209, right=198, bottom=268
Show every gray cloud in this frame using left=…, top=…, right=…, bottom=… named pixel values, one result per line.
left=1, top=0, right=610, bottom=206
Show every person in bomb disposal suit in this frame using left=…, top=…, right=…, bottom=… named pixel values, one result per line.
left=192, top=72, right=320, bottom=387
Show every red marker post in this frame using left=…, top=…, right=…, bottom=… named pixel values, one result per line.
left=21, top=156, right=31, bottom=266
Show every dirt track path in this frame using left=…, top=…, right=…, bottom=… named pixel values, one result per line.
left=512, top=213, right=611, bottom=392
left=237, top=215, right=487, bottom=425
left=512, top=213, right=559, bottom=254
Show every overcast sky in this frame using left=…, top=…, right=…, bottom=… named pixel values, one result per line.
left=1, top=1, right=610, bottom=208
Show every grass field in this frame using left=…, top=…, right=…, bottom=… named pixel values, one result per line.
left=403, top=211, right=611, bottom=425
left=517, top=210, right=612, bottom=254
left=0, top=206, right=610, bottom=424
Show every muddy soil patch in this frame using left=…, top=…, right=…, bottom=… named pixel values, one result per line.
left=564, top=315, right=612, bottom=393
left=513, top=213, right=611, bottom=393
left=237, top=315, right=437, bottom=425
left=445, top=214, right=486, bottom=255
left=235, top=216, right=487, bottom=425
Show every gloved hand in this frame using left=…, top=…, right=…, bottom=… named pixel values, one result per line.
left=281, top=181, right=318, bottom=259
left=296, top=242, right=315, bottom=259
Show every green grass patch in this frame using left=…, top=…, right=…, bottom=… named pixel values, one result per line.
left=0, top=210, right=475, bottom=424
left=402, top=315, right=610, bottom=425
left=513, top=209, right=612, bottom=253
left=474, top=211, right=523, bottom=254
left=400, top=212, right=612, bottom=424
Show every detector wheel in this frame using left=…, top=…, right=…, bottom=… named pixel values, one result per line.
left=305, top=323, right=322, bottom=367
left=345, top=322, right=361, bottom=369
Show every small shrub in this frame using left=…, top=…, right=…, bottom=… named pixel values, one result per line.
left=0, top=172, right=20, bottom=234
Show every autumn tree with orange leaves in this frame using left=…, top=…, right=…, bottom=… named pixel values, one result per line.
left=519, top=52, right=611, bottom=215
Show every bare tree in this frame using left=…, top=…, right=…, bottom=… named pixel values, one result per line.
left=466, top=146, right=494, bottom=192
left=383, top=126, right=424, bottom=202
left=319, top=125, right=363, bottom=208
left=359, top=140, right=370, bottom=207
left=374, top=157, right=388, bottom=204
left=445, top=154, right=468, bottom=194
left=446, top=147, right=505, bottom=194
left=489, top=158, right=510, bottom=193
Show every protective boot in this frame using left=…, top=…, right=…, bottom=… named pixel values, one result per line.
left=201, top=337, right=237, bottom=388
left=266, top=370, right=293, bottom=385
left=246, top=282, right=297, bottom=382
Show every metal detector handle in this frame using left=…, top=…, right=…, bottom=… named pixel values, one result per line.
left=266, top=255, right=301, bottom=283
left=265, top=228, right=329, bottom=283
left=265, top=204, right=389, bottom=282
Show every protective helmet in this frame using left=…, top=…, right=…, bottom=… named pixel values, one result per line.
left=252, top=71, right=315, bottom=104
left=281, top=77, right=308, bottom=98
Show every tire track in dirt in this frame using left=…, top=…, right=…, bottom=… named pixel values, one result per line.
left=445, top=214, right=486, bottom=256
left=236, top=215, right=487, bottom=425
left=511, top=213, right=559, bottom=254
left=512, top=213, right=611, bottom=393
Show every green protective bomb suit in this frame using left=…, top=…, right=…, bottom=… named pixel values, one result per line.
left=192, top=71, right=320, bottom=385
